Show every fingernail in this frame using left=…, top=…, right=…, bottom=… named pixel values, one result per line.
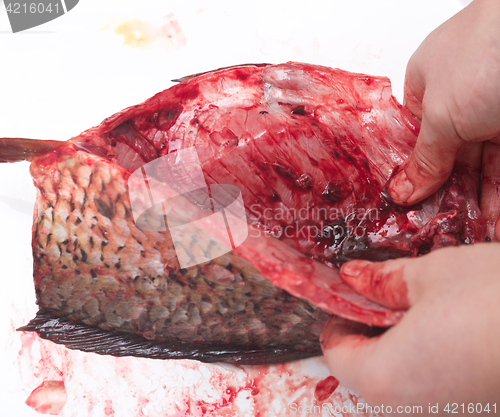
left=341, top=260, right=372, bottom=278
left=389, top=170, right=414, bottom=203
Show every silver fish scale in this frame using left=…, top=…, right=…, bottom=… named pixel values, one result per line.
left=31, top=149, right=330, bottom=351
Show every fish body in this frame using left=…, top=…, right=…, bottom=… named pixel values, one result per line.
left=1, top=62, right=485, bottom=364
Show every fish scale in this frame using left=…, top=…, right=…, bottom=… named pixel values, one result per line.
left=31, top=149, right=329, bottom=357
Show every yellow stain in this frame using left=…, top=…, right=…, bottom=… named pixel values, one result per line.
left=114, top=20, right=154, bottom=48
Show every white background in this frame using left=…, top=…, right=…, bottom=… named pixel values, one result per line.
left=0, top=1, right=468, bottom=416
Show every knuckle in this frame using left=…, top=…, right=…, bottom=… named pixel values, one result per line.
left=411, top=149, right=447, bottom=180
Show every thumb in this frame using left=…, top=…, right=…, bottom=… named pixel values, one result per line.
left=339, top=259, right=411, bottom=310
left=388, top=113, right=463, bottom=205
left=321, top=256, right=424, bottom=398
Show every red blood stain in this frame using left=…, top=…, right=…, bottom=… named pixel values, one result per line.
left=246, top=363, right=317, bottom=416
left=190, top=379, right=261, bottom=415
left=104, top=399, right=114, bottom=415
left=156, top=104, right=183, bottom=131
left=358, top=76, right=373, bottom=86
left=180, top=83, right=200, bottom=101
left=18, top=331, right=37, bottom=357
left=19, top=332, right=65, bottom=380
left=18, top=332, right=379, bottom=417
left=234, top=68, right=251, bottom=81
left=340, top=261, right=409, bottom=310
left=25, top=380, right=67, bottom=415
left=314, top=376, right=339, bottom=402
left=209, top=127, right=238, bottom=148
left=248, top=379, right=260, bottom=396
left=136, top=397, right=149, bottom=417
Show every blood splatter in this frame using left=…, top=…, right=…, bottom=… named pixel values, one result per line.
left=314, top=376, right=340, bottom=402
left=25, top=380, right=67, bottom=415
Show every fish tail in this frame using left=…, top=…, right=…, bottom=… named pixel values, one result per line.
left=0, top=138, right=69, bottom=163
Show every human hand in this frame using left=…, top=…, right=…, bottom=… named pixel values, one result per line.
left=388, top=0, right=500, bottom=239
left=320, top=243, right=500, bottom=414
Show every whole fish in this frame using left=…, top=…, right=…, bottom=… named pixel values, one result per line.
left=1, top=62, right=485, bottom=364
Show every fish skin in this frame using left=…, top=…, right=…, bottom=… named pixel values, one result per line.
left=31, top=148, right=330, bottom=360
left=0, top=62, right=485, bottom=363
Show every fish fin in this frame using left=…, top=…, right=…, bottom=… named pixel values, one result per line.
left=0, top=138, right=69, bottom=163
left=171, top=63, right=272, bottom=83
left=18, top=308, right=322, bottom=365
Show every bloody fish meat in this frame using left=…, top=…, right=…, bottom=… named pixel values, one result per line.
left=0, top=62, right=485, bottom=364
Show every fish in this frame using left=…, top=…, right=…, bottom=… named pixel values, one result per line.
left=0, top=62, right=485, bottom=364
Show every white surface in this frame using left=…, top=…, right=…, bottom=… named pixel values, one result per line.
left=0, top=1, right=464, bottom=416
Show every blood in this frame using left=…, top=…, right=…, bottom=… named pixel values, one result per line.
left=192, top=385, right=246, bottom=415
left=245, top=361, right=380, bottom=417
left=314, top=376, right=340, bottom=402
left=291, top=105, right=308, bottom=115
left=209, top=127, right=238, bottom=148
left=234, top=69, right=251, bottom=81
left=339, top=262, right=410, bottom=310
left=104, top=399, right=114, bottom=416
left=17, top=330, right=382, bottom=417
left=180, top=83, right=200, bottom=101
left=25, top=380, right=67, bottom=415
left=156, top=104, right=184, bottom=131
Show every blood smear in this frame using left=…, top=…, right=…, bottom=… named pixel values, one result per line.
left=314, top=376, right=340, bottom=402
left=16, top=331, right=380, bottom=417
left=25, top=380, right=67, bottom=415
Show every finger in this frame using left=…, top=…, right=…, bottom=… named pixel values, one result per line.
left=340, top=259, right=410, bottom=310
left=320, top=316, right=382, bottom=351
left=388, top=110, right=463, bottom=205
left=456, top=141, right=483, bottom=193
left=320, top=316, right=381, bottom=391
left=403, top=56, right=424, bottom=121
left=480, top=139, right=500, bottom=241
